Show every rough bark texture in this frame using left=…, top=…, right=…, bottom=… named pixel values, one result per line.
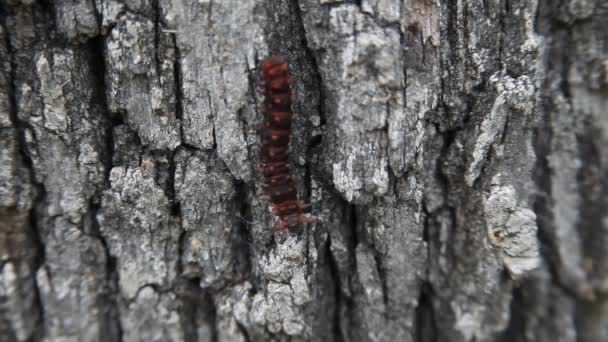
left=0, top=0, right=606, bottom=341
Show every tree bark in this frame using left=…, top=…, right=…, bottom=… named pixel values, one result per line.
left=0, top=0, right=606, bottom=341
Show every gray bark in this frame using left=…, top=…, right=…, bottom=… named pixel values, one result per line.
left=0, top=0, right=606, bottom=341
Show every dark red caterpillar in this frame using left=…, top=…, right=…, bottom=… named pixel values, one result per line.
left=258, top=55, right=311, bottom=230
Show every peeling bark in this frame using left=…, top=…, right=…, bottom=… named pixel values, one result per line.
left=0, top=0, right=606, bottom=341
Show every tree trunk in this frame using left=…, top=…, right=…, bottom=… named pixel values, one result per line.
left=0, top=0, right=606, bottom=341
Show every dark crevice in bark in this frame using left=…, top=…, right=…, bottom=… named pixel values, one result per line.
left=244, top=50, right=261, bottom=156
left=497, top=0, right=507, bottom=73
left=497, top=284, right=527, bottom=342
left=332, top=202, right=359, bottom=339
left=291, top=0, right=326, bottom=129
left=576, top=119, right=605, bottom=297
left=402, top=62, right=408, bottom=108
left=499, top=110, right=511, bottom=145
left=421, top=202, right=431, bottom=244
left=166, top=150, right=179, bottom=214
left=291, top=1, right=327, bottom=246
left=174, top=276, right=218, bottom=342
left=556, top=53, right=572, bottom=104
left=133, top=281, right=190, bottom=304
left=304, top=215, right=313, bottom=280
left=373, top=247, right=389, bottom=316
left=235, top=322, right=252, bottom=342
left=530, top=0, right=560, bottom=299
left=205, top=291, right=219, bottom=342
left=176, top=227, right=190, bottom=279
left=326, top=234, right=345, bottom=342
left=178, top=285, right=200, bottom=342
left=435, top=122, right=458, bottom=187
left=245, top=51, right=260, bottom=125
left=415, top=282, right=437, bottom=342
left=130, top=283, right=160, bottom=303
left=85, top=34, right=124, bottom=342
left=174, top=232, right=216, bottom=340
left=169, top=156, right=182, bottom=217
left=303, top=119, right=323, bottom=215
left=235, top=104, right=255, bottom=183
left=152, top=0, right=163, bottom=83
left=171, top=199, right=182, bottom=220
left=421, top=119, right=459, bottom=338
left=147, top=150, right=176, bottom=204
left=86, top=36, right=120, bottom=184
left=86, top=200, right=123, bottom=342
left=444, top=0, right=458, bottom=55
left=460, top=1, right=472, bottom=84
left=481, top=0, right=490, bottom=16
left=235, top=312, right=252, bottom=342
left=440, top=0, right=467, bottom=130
left=38, top=0, right=56, bottom=40
left=234, top=180, right=253, bottom=279
left=210, top=98, right=218, bottom=151
left=25, top=200, right=46, bottom=342
left=302, top=150, right=318, bottom=280
left=364, top=205, right=389, bottom=322
left=417, top=200, right=434, bottom=341
left=348, top=204, right=360, bottom=248
left=91, top=0, right=103, bottom=29
left=168, top=0, right=184, bottom=151
left=172, top=33, right=183, bottom=127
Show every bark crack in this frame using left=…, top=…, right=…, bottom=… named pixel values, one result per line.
left=234, top=180, right=253, bottom=279
left=86, top=33, right=124, bottom=342
left=0, top=4, right=46, bottom=339
left=415, top=282, right=437, bottom=342
left=326, top=233, right=345, bottom=342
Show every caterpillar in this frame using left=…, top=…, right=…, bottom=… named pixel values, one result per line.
left=258, top=55, right=311, bottom=230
